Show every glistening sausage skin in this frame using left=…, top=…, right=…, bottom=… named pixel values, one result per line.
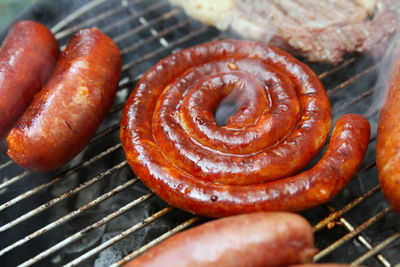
left=124, top=113, right=369, bottom=217
left=121, top=39, right=370, bottom=217
left=7, top=28, right=121, bottom=172
left=125, top=212, right=317, bottom=267
left=0, top=21, right=59, bottom=140
left=377, top=54, right=400, bottom=213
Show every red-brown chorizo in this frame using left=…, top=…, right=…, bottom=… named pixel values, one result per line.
left=120, top=40, right=370, bottom=217
left=125, top=212, right=317, bottom=267
left=377, top=53, right=400, bottom=213
left=7, top=28, right=121, bottom=172
left=0, top=21, right=59, bottom=140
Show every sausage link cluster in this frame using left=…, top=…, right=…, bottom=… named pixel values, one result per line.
left=120, top=40, right=370, bottom=217
left=6, top=27, right=121, bottom=172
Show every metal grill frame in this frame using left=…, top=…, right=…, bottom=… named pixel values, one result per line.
left=0, top=0, right=399, bottom=266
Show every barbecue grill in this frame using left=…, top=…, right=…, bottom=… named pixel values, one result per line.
left=0, top=0, right=399, bottom=266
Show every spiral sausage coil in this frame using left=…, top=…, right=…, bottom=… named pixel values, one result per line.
left=121, top=40, right=370, bottom=217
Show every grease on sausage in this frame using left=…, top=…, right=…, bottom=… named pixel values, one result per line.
left=121, top=39, right=370, bottom=217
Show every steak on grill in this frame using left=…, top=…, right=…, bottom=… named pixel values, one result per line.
left=170, top=0, right=398, bottom=63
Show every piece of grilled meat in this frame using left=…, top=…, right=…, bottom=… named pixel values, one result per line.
left=170, top=0, right=398, bottom=64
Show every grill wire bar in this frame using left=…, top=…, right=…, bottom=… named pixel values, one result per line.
left=64, top=206, right=177, bottom=267
left=19, top=191, right=155, bottom=267
left=0, top=0, right=399, bottom=266
left=111, top=217, right=201, bottom=267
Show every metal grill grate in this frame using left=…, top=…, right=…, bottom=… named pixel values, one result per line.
left=0, top=0, right=399, bottom=266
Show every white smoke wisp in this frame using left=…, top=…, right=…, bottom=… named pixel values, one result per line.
left=365, top=29, right=400, bottom=118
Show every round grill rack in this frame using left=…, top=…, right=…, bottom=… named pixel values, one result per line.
left=0, top=0, right=399, bottom=266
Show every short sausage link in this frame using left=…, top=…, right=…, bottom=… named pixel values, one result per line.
left=377, top=53, right=400, bottom=213
left=7, top=28, right=121, bottom=172
left=121, top=40, right=370, bottom=217
left=0, top=21, right=59, bottom=140
left=125, top=212, right=317, bottom=267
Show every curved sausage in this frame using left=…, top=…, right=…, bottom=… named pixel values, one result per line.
left=121, top=40, right=370, bottom=217
left=377, top=53, right=400, bottom=213
left=124, top=40, right=332, bottom=185
left=0, top=21, right=59, bottom=140
left=125, top=212, right=317, bottom=267
left=7, top=28, right=121, bottom=172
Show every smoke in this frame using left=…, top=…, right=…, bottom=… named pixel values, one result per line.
left=365, top=29, right=400, bottom=117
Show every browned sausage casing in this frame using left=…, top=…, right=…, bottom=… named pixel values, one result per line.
left=0, top=21, right=59, bottom=140
left=121, top=39, right=370, bottom=217
left=125, top=212, right=317, bottom=267
left=7, top=28, right=121, bottom=172
left=377, top=54, right=400, bottom=213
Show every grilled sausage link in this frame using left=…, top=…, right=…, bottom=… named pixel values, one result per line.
left=7, top=28, right=121, bottom=172
left=0, top=21, right=59, bottom=140
left=121, top=40, right=370, bottom=217
left=125, top=212, right=317, bottom=267
left=377, top=54, right=400, bottom=213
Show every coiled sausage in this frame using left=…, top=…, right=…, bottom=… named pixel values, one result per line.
left=291, top=264, right=362, bottom=267
left=0, top=21, right=59, bottom=140
left=7, top=28, right=121, bottom=172
left=121, top=40, right=370, bottom=217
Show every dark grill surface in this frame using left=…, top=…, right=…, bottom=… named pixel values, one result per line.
left=0, top=0, right=399, bottom=266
